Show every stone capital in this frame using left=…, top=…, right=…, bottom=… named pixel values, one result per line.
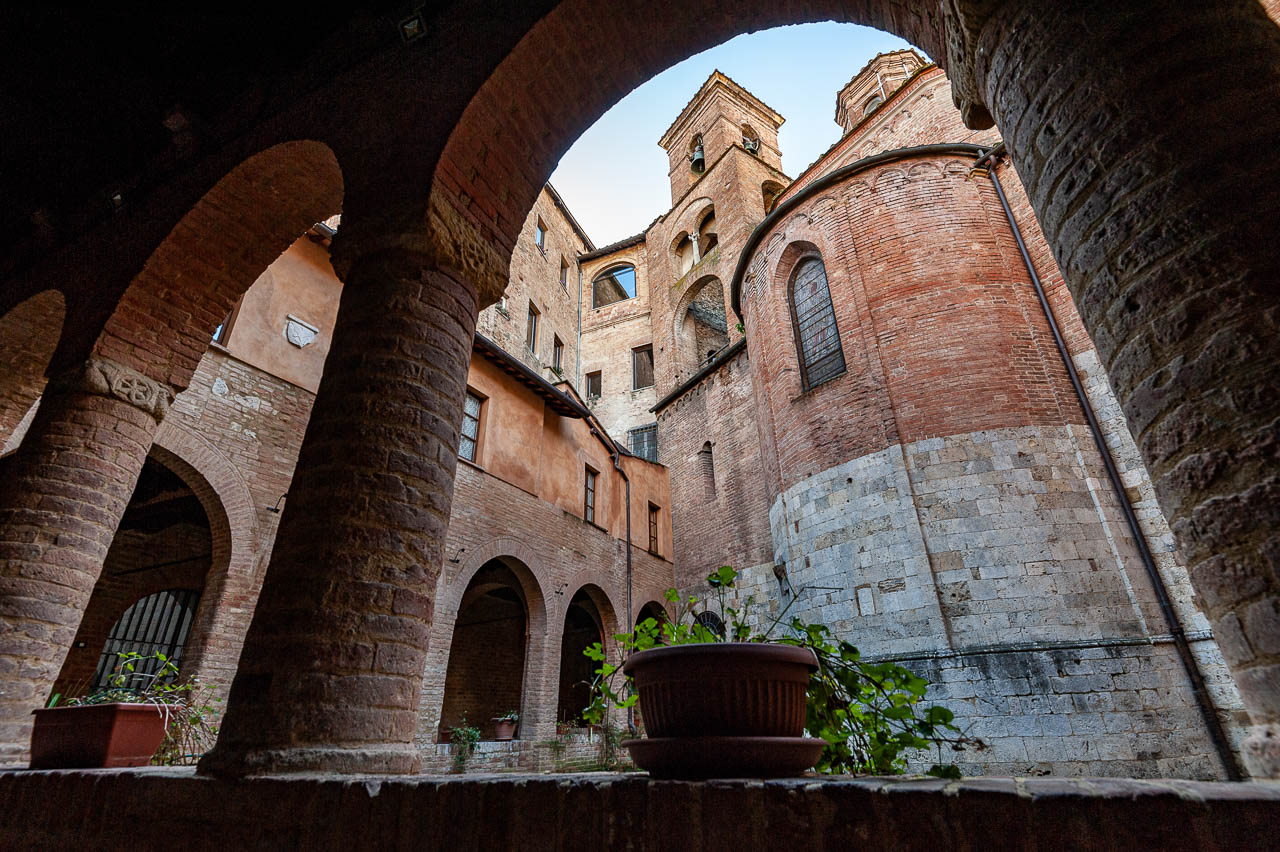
left=328, top=193, right=508, bottom=309
left=50, top=356, right=175, bottom=422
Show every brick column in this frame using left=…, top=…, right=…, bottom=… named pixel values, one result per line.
left=0, top=358, right=171, bottom=763
left=970, top=0, right=1280, bottom=776
left=199, top=249, right=479, bottom=776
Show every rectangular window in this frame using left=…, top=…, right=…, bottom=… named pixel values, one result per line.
left=460, top=391, right=483, bottom=463
left=560, top=257, right=569, bottom=289
left=632, top=345, right=654, bottom=389
left=553, top=336, right=564, bottom=372
left=586, top=370, right=602, bottom=399
left=526, top=302, right=539, bottom=353
left=535, top=218, right=547, bottom=251
left=628, top=423, right=658, bottom=462
left=212, top=310, right=233, bottom=345
left=648, top=503, right=660, bottom=555
left=496, top=295, right=508, bottom=314
left=584, top=466, right=598, bottom=524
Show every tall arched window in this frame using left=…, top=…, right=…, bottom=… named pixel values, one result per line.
left=789, top=256, right=845, bottom=390
left=699, top=440, right=716, bottom=499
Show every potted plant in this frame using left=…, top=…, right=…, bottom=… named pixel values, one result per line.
left=30, top=651, right=216, bottom=769
left=449, top=714, right=481, bottom=772
left=493, top=710, right=519, bottom=741
left=584, top=567, right=979, bottom=779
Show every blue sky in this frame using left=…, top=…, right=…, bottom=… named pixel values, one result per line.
left=549, top=23, right=916, bottom=247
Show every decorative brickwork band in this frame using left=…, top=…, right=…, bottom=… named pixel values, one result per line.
left=49, top=356, right=174, bottom=422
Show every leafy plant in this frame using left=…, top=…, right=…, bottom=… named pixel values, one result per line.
left=583, top=567, right=980, bottom=778
left=50, top=651, right=222, bottom=766
left=449, top=714, right=481, bottom=772
left=495, top=710, right=520, bottom=723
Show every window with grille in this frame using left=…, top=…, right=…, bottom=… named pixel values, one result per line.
left=553, top=336, right=564, bottom=372
left=526, top=302, right=539, bottom=353
left=648, top=503, right=660, bottom=555
left=629, top=424, right=658, bottom=462
left=92, top=588, right=201, bottom=690
left=790, top=256, right=846, bottom=390
left=460, top=391, right=483, bottom=462
left=586, top=371, right=602, bottom=399
left=632, top=345, right=654, bottom=389
left=584, top=466, right=598, bottom=524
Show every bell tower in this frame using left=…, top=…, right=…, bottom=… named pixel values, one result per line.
left=657, top=70, right=784, bottom=205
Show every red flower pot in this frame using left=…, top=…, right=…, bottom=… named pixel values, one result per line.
left=30, top=703, right=168, bottom=769
left=494, top=719, right=518, bottom=741
left=620, top=642, right=822, bottom=779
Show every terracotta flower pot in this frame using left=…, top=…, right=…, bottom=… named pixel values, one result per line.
left=30, top=703, right=169, bottom=769
left=620, top=642, right=822, bottom=779
left=494, top=719, right=518, bottom=741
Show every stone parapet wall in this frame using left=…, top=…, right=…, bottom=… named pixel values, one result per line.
left=2, top=768, right=1277, bottom=851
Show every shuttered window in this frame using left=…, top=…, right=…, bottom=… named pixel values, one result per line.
left=790, top=256, right=845, bottom=389
left=460, top=391, right=482, bottom=462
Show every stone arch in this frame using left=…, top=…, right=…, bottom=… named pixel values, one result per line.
left=0, top=289, right=64, bottom=453
left=93, top=140, right=342, bottom=390
left=762, top=180, right=785, bottom=215
left=148, top=419, right=261, bottom=698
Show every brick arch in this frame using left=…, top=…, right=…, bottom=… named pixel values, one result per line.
left=93, top=140, right=342, bottom=390
left=672, top=273, right=730, bottom=378
left=418, top=537, right=551, bottom=746
left=0, top=288, right=64, bottom=452
left=148, top=420, right=260, bottom=699
left=427, top=0, right=943, bottom=305
left=558, top=575, right=622, bottom=639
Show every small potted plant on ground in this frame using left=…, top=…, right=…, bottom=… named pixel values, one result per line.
left=584, top=567, right=979, bottom=779
left=449, top=714, right=482, bottom=772
left=493, top=710, right=519, bottom=741
left=30, top=651, right=215, bottom=769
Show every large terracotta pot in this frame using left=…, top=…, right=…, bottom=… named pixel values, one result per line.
left=620, top=642, right=822, bottom=778
left=494, top=719, right=518, bottom=741
left=30, top=703, right=168, bottom=769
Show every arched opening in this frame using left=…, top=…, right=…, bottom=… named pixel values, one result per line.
left=0, top=289, right=64, bottom=454
left=591, top=264, right=637, bottom=309
left=672, top=232, right=697, bottom=277
left=52, top=455, right=213, bottom=698
left=786, top=250, right=845, bottom=390
left=636, top=601, right=668, bottom=630
left=440, top=559, right=531, bottom=740
left=699, top=441, right=716, bottom=500
left=761, top=180, right=785, bottom=215
left=676, top=276, right=730, bottom=378
left=557, top=588, right=606, bottom=725
left=696, top=207, right=718, bottom=256
left=742, top=124, right=761, bottom=155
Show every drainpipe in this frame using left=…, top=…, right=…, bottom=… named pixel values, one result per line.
left=975, top=145, right=1242, bottom=781
left=576, top=256, right=584, bottom=389
left=587, top=419, right=634, bottom=732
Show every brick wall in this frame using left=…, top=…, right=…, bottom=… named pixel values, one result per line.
left=0, top=289, right=63, bottom=452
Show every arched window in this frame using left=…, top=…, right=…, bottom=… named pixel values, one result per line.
left=789, top=256, right=845, bottom=390
left=863, top=95, right=884, bottom=115
left=698, top=440, right=716, bottom=499
left=92, top=588, right=201, bottom=689
left=592, top=264, right=637, bottom=309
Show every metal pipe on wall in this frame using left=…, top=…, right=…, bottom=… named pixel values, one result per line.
left=976, top=145, right=1242, bottom=780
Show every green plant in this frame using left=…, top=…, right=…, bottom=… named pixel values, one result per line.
left=495, top=709, right=520, bottom=723
left=49, top=651, right=222, bottom=766
left=449, top=714, right=481, bottom=772
left=583, top=567, right=980, bottom=778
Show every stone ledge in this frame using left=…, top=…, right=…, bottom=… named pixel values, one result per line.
left=1, top=768, right=1277, bottom=850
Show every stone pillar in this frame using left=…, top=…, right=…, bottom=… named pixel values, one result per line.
left=962, top=0, right=1280, bottom=776
left=0, top=358, right=171, bottom=763
left=199, top=249, right=479, bottom=776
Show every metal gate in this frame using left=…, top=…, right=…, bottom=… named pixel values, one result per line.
left=91, top=588, right=201, bottom=690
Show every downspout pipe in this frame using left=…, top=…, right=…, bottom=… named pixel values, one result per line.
left=975, top=144, right=1242, bottom=781
left=586, top=420, right=634, bottom=731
